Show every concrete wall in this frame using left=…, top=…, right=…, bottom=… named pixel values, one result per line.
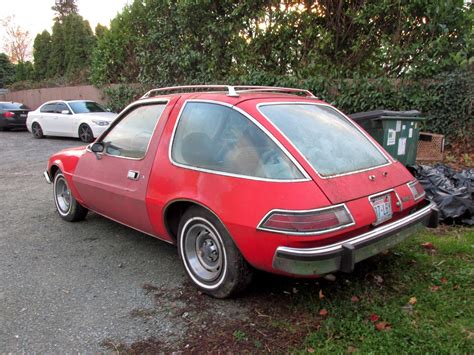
left=0, top=85, right=107, bottom=110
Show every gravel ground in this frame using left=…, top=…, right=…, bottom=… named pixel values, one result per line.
left=0, top=131, right=247, bottom=352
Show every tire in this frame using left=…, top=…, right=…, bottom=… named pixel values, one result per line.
left=53, top=171, right=88, bottom=222
left=178, top=206, right=253, bottom=298
left=32, top=122, right=44, bottom=138
left=79, top=124, right=94, bottom=143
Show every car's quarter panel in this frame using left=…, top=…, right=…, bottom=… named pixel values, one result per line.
left=145, top=97, right=333, bottom=270
left=72, top=97, right=177, bottom=235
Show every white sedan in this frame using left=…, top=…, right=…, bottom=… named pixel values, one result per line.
left=27, top=100, right=117, bottom=142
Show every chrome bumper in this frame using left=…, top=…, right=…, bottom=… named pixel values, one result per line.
left=273, top=200, right=439, bottom=276
left=43, top=171, right=52, bottom=184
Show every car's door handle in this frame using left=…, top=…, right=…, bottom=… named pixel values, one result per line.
left=127, top=170, right=140, bottom=181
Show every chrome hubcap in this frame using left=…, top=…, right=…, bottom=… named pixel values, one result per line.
left=184, top=223, right=223, bottom=282
left=55, top=177, right=71, bottom=213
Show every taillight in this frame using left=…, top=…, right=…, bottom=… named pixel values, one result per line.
left=258, top=205, right=354, bottom=235
left=408, top=180, right=425, bottom=201
left=3, top=112, right=14, bottom=118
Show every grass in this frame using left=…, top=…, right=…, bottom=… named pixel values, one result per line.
left=297, top=226, right=473, bottom=353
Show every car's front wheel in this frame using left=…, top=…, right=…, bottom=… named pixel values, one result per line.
left=178, top=206, right=253, bottom=298
left=32, top=122, right=44, bottom=138
left=79, top=124, right=94, bottom=143
left=53, top=171, right=88, bottom=222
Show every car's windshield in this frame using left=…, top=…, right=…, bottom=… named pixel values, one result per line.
left=0, top=102, right=29, bottom=110
left=68, top=101, right=106, bottom=114
left=259, top=104, right=388, bottom=177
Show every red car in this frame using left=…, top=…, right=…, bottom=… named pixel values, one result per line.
left=44, top=85, right=438, bottom=298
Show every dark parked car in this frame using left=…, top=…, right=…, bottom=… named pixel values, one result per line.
left=0, top=102, right=30, bottom=130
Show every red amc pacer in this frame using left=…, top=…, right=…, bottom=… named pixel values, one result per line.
left=44, top=85, right=439, bottom=298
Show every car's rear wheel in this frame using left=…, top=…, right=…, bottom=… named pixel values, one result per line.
left=53, top=171, right=88, bottom=222
left=79, top=124, right=94, bottom=143
left=178, top=206, right=253, bottom=298
left=32, top=122, right=44, bottom=138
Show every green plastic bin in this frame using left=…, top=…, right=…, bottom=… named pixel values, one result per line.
left=349, top=110, right=425, bottom=166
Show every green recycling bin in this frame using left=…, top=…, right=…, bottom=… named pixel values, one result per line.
left=349, top=110, right=425, bottom=166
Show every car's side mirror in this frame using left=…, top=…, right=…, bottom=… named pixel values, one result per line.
left=61, top=110, right=71, bottom=115
left=91, top=143, right=104, bottom=152
left=90, top=142, right=104, bottom=160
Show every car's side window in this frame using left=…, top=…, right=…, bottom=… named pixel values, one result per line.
left=55, top=103, right=70, bottom=114
left=102, top=103, right=166, bottom=159
left=171, top=102, right=304, bottom=180
left=40, top=103, right=57, bottom=113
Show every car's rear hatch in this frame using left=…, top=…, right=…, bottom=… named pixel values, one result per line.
left=238, top=97, right=414, bottom=204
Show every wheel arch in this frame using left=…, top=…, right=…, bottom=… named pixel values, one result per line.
left=163, top=199, right=233, bottom=244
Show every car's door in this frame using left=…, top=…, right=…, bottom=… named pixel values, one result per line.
left=39, top=102, right=59, bottom=133
left=53, top=102, right=76, bottom=137
left=72, top=98, right=176, bottom=234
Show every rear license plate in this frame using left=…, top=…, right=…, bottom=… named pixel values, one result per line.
left=371, top=194, right=392, bottom=225
left=20, top=114, right=27, bottom=118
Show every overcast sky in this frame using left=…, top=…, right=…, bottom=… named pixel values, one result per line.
left=1, top=0, right=132, bottom=54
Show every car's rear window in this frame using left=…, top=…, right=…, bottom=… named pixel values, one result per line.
left=0, top=102, right=29, bottom=110
left=259, top=104, right=388, bottom=177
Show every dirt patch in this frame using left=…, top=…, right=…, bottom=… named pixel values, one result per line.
left=106, top=275, right=326, bottom=353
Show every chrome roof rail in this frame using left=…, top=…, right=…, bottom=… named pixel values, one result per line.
left=140, top=85, right=317, bottom=99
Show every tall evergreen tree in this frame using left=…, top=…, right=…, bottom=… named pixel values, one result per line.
left=33, top=30, right=52, bottom=80
left=52, top=0, right=78, bottom=22
left=48, top=21, right=65, bottom=77
left=63, top=15, right=95, bottom=77
left=0, top=53, right=16, bottom=87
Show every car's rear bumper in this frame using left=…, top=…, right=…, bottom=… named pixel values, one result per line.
left=0, top=118, right=27, bottom=128
left=272, top=200, right=438, bottom=276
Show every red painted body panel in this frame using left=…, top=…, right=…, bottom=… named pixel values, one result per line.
left=46, top=92, right=424, bottom=276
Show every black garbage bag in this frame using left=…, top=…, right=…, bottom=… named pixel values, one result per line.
left=409, top=164, right=474, bottom=224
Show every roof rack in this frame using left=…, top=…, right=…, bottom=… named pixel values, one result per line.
left=140, top=85, right=317, bottom=99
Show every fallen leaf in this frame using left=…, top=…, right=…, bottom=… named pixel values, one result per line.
left=307, top=348, right=315, bottom=353
left=347, top=345, right=357, bottom=353
left=409, top=297, right=417, bottom=305
left=370, top=314, right=380, bottom=323
left=319, top=309, right=328, bottom=317
left=440, top=277, right=448, bottom=284
left=375, top=321, right=391, bottom=331
left=319, top=290, right=325, bottom=300
left=421, top=242, right=435, bottom=249
left=324, top=274, right=336, bottom=281
left=373, top=275, right=384, bottom=285
left=430, top=285, right=440, bottom=292
left=351, top=296, right=360, bottom=303
left=453, top=284, right=460, bottom=290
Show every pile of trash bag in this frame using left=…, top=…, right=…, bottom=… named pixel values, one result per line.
left=409, top=164, right=474, bottom=225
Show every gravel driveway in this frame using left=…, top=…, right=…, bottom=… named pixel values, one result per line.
left=0, top=131, right=210, bottom=352
left=1, top=131, right=329, bottom=353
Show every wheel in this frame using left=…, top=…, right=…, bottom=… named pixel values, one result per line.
left=32, top=122, right=44, bottom=138
left=178, top=206, right=253, bottom=298
left=53, top=171, right=88, bottom=222
left=79, top=124, right=94, bottom=143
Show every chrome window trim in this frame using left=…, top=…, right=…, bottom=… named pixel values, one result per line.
left=257, top=203, right=355, bottom=235
left=86, top=99, right=170, bottom=161
left=407, top=180, right=426, bottom=201
left=256, top=102, right=393, bottom=179
left=168, top=99, right=311, bottom=183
